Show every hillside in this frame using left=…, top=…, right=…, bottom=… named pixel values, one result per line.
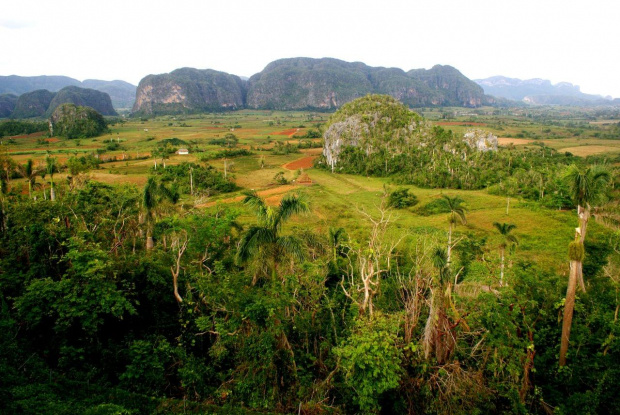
left=47, top=86, right=117, bottom=116
left=132, top=68, right=246, bottom=115
left=12, top=89, right=56, bottom=118
left=0, top=94, right=18, bottom=118
left=0, top=75, right=136, bottom=111
left=10, top=86, right=117, bottom=118
left=133, top=58, right=494, bottom=114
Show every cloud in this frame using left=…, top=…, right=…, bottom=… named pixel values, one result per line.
left=0, top=19, right=33, bottom=30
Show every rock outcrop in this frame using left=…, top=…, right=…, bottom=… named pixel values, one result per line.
left=247, top=58, right=491, bottom=110
left=463, top=129, right=498, bottom=152
left=133, top=58, right=494, bottom=115
left=132, top=68, right=246, bottom=115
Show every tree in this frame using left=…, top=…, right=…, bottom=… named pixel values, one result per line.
left=142, top=177, right=179, bottom=250
left=439, top=195, right=467, bottom=269
left=559, top=164, right=610, bottom=366
left=45, top=156, right=58, bottom=201
left=236, top=190, right=309, bottom=283
left=17, top=159, right=44, bottom=198
left=493, top=222, right=518, bottom=286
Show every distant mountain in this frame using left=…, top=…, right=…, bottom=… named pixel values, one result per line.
left=82, top=79, right=136, bottom=109
left=475, top=76, right=614, bottom=105
left=12, top=89, right=56, bottom=118
left=0, top=75, right=136, bottom=110
left=0, top=75, right=81, bottom=95
left=133, top=67, right=246, bottom=115
left=247, top=58, right=492, bottom=110
left=11, top=86, right=117, bottom=119
left=47, top=86, right=117, bottom=116
left=134, top=58, right=493, bottom=114
left=0, top=94, right=18, bottom=118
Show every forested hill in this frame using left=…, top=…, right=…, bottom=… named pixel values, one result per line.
left=0, top=75, right=136, bottom=110
left=11, top=86, right=117, bottom=118
left=132, top=57, right=495, bottom=115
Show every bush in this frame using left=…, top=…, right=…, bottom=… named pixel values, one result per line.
left=387, top=188, right=418, bottom=209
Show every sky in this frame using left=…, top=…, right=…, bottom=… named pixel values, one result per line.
left=1, top=0, right=619, bottom=98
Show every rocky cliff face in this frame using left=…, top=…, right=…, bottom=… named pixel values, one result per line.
left=0, top=94, right=18, bottom=118
left=463, top=129, right=498, bottom=152
left=133, top=68, right=246, bottom=115
left=47, top=86, right=117, bottom=116
left=246, top=58, right=374, bottom=110
left=132, top=58, right=494, bottom=115
left=246, top=58, right=490, bottom=110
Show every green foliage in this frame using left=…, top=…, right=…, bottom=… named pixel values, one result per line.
left=0, top=120, right=48, bottom=137
left=52, top=104, right=108, bottom=139
left=201, top=148, right=253, bottom=161
left=568, top=241, right=585, bottom=261
left=334, top=315, right=403, bottom=413
left=67, top=154, right=100, bottom=175
left=151, top=162, right=237, bottom=195
left=387, top=188, right=419, bottom=209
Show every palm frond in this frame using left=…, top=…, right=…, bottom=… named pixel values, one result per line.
left=236, top=225, right=275, bottom=264
left=278, top=193, right=309, bottom=226
left=277, top=235, right=306, bottom=263
left=242, top=190, right=268, bottom=221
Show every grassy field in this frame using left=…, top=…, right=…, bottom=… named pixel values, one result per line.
left=2, top=108, right=618, bottom=278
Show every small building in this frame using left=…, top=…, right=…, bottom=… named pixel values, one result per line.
left=176, top=148, right=189, bottom=155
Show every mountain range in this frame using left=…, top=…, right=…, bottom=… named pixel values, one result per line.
left=0, top=76, right=136, bottom=109
left=474, top=76, right=619, bottom=106
left=132, top=58, right=495, bottom=115
left=2, top=61, right=620, bottom=119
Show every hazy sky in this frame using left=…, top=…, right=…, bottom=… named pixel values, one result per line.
left=1, top=0, right=619, bottom=97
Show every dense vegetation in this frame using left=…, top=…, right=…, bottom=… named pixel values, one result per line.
left=50, top=104, right=109, bottom=139
left=0, top=119, right=48, bottom=137
left=319, top=95, right=587, bottom=207
left=1, top=103, right=619, bottom=414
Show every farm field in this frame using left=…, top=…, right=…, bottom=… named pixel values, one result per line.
left=3, top=108, right=618, bottom=274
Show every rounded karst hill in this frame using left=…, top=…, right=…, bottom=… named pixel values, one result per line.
left=322, top=94, right=431, bottom=169
left=50, top=103, right=108, bottom=139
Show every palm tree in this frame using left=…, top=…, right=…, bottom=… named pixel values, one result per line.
left=17, top=159, right=44, bottom=198
left=423, top=248, right=456, bottom=364
left=142, top=177, right=179, bottom=250
left=45, top=157, right=58, bottom=201
left=236, top=190, right=309, bottom=283
left=559, top=164, right=610, bottom=366
left=493, top=222, right=518, bottom=286
left=439, top=195, right=467, bottom=268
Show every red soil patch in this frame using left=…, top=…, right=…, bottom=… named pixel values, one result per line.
left=272, top=128, right=301, bottom=137
left=283, top=155, right=317, bottom=170
left=10, top=131, right=47, bottom=139
left=436, top=122, right=487, bottom=126
left=46, top=138, right=60, bottom=143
